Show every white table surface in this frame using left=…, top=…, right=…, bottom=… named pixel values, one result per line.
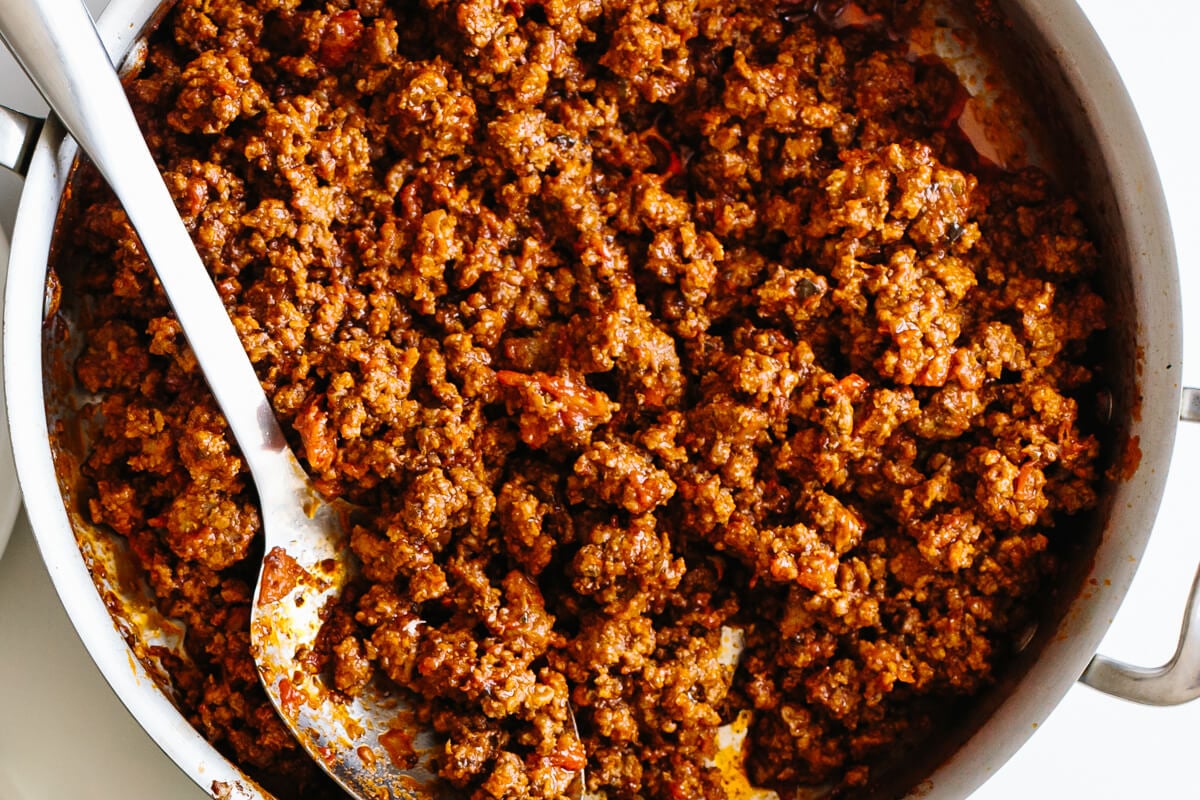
left=2, top=1, right=1199, bottom=798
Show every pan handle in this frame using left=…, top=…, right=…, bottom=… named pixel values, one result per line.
left=1080, top=386, right=1200, bottom=705
left=0, top=105, right=42, bottom=176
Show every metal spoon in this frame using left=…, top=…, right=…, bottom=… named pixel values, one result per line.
left=0, top=2, right=448, bottom=798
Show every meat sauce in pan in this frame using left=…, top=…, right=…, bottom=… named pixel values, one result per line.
left=52, top=0, right=1107, bottom=796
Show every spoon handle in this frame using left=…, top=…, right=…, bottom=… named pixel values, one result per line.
left=0, top=0, right=297, bottom=503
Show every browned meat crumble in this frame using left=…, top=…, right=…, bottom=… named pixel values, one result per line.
left=56, top=0, right=1106, bottom=797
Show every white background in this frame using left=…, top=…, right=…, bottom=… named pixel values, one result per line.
left=2, top=1, right=1199, bottom=797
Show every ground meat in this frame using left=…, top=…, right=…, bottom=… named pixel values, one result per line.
left=54, top=0, right=1108, bottom=797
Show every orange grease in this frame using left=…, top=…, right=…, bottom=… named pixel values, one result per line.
left=379, top=729, right=419, bottom=770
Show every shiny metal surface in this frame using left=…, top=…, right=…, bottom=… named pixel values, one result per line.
left=0, top=105, right=38, bottom=175
left=0, top=2, right=442, bottom=798
left=907, top=0, right=1183, bottom=793
left=1081, top=563, right=1200, bottom=705
left=0, top=217, right=26, bottom=561
left=1180, top=387, right=1200, bottom=423
left=0, top=0, right=1190, bottom=798
left=0, top=3, right=325, bottom=611
left=1077, top=389, right=1200, bottom=705
left=0, top=0, right=298, bottom=510
left=2, top=0, right=260, bottom=795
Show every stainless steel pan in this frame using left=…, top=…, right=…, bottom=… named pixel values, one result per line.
left=1, top=1, right=1195, bottom=798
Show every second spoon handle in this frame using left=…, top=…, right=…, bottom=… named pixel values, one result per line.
left=0, top=0, right=297, bottom=502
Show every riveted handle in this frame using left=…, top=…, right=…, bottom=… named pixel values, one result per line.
left=1080, top=386, right=1200, bottom=705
